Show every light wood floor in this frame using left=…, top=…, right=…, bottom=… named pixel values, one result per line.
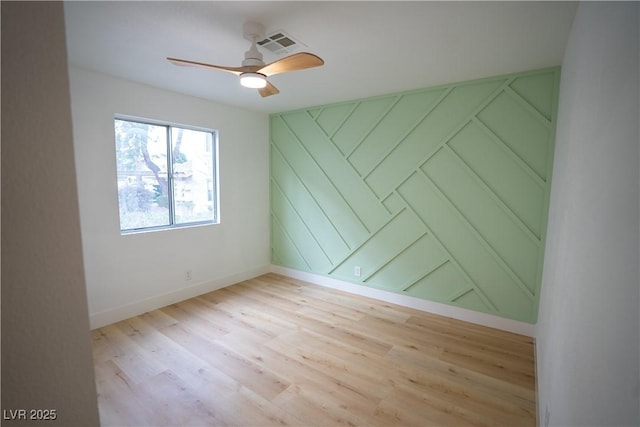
left=92, top=273, right=536, bottom=426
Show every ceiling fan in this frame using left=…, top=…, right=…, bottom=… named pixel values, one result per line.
left=167, top=22, right=324, bottom=97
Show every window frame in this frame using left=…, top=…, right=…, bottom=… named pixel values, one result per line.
left=114, top=115, right=220, bottom=234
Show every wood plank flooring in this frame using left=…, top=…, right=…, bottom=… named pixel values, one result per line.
left=91, top=273, right=536, bottom=426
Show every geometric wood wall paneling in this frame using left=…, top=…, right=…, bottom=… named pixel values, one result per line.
left=271, top=67, right=560, bottom=323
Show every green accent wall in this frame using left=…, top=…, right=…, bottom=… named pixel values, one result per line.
left=270, top=68, right=559, bottom=323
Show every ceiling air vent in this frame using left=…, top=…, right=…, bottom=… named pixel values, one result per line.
left=257, top=30, right=305, bottom=56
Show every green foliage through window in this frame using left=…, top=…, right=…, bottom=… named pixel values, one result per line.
left=114, top=117, right=218, bottom=232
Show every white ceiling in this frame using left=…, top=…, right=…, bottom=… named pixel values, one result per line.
left=64, top=1, right=577, bottom=114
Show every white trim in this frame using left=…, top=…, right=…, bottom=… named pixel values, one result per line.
left=89, top=265, right=271, bottom=329
left=270, top=265, right=536, bottom=337
left=90, top=263, right=537, bottom=336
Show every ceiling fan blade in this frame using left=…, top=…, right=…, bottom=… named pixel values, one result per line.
left=257, top=52, right=324, bottom=77
left=167, top=57, right=260, bottom=76
left=258, top=81, right=280, bottom=97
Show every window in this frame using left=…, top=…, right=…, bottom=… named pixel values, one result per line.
left=114, top=117, right=218, bottom=233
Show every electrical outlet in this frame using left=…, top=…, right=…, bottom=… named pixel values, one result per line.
left=184, top=270, right=192, bottom=281
left=354, top=266, right=361, bottom=277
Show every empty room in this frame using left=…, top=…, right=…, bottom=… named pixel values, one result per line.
left=2, top=1, right=638, bottom=427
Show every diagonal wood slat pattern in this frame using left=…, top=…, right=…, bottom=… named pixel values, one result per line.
left=93, top=274, right=536, bottom=426
left=271, top=68, right=559, bottom=323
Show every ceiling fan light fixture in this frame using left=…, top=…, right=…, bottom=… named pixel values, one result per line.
left=240, top=72, right=267, bottom=89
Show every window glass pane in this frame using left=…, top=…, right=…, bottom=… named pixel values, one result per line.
left=171, top=127, right=215, bottom=224
left=115, top=119, right=170, bottom=230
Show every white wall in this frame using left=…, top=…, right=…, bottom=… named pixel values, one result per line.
left=68, top=67, right=271, bottom=328
left=1, top=2, right=100, bottom=424
left=536, top=3, right=639, bottom=426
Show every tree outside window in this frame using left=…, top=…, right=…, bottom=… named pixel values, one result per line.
left=114, top=118, right=218, bottom=232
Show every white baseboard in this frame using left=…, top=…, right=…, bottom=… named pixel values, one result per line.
left=89, top=263, right=536, bottom=337
left=89, top=264, right=271, bottom=329
left=270, top=265, right=536, bottom=337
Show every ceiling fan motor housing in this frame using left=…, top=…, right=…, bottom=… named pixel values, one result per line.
left=242, top=44, right=264, bottom=66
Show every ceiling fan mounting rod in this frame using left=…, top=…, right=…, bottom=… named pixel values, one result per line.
left=242, top=21, right=265, bottom=67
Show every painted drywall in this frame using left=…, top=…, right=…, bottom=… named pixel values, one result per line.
left=1, top=2, right=100, bottom=425
left=68, top=67, right=271, bottom=328
left=270, top=69, right=558, bottom=324
left=536, top=3, right=639, bottom=426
